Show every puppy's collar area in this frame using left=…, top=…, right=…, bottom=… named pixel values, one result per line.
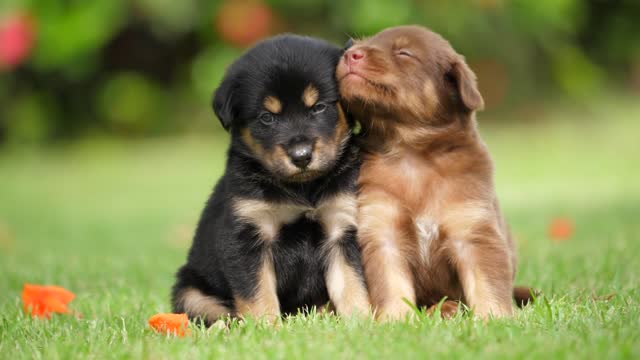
left=231, top=194, right=357, bottom=244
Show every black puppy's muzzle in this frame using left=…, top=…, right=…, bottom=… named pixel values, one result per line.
left=285, top=138, right=314, bottom=169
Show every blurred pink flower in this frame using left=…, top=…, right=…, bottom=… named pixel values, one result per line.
left=0, top=12, right=36, bottom=70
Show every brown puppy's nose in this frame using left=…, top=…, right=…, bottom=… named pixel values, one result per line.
left=345, top=49, right=365, bottom=65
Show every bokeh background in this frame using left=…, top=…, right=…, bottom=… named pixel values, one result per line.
left=1, top=0, right=639, bottom=143
left=2, top=1, right=640, bottom=357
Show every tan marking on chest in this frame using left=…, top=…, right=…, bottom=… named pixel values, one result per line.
left=232, top=199, right=310, bottom=243
left=314, top=194, right=358, bottom=243
left=232, top=195, right=357, bottom=245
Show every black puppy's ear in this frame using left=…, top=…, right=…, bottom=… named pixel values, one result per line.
left=212, top=76, right=236, bottom=131
left=344, top=38, right=354, bottom=51
left=447, top=57, right=484, bottom=112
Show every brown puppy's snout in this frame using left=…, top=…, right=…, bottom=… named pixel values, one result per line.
left=344, top=49, right=365, bottom=66
left=285, top=137, right=314, bottom=169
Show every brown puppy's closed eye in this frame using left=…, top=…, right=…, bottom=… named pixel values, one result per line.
left=338, top=25, right=529, bottom=320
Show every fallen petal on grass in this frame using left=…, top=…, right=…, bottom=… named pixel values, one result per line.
left=22, top=284, right=76, bottom=318
left=549, top=217, right=575, bottom=241
left=149, top=313, right=191, bottom=337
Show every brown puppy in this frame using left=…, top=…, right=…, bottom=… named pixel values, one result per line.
left=337, top=25, right=525, bottom=320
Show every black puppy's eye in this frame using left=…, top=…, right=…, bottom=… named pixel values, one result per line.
left=259, top=112, right=275, bottom=125
left=311, top=103, right=327, bottom=114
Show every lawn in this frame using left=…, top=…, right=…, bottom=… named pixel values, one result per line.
left=1, top=97, right=639, bottom=359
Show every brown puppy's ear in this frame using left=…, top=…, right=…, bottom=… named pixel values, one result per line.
left=448, top=58, right=484, bottom=112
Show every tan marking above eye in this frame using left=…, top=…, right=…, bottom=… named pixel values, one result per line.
left=302, top=84, right=319, bottom=107
left=263, top=96, right=282, bottom=114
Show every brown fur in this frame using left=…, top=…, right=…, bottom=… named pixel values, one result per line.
left=426, top=300, right=460, bottom=319
left=338, top=25, right=525, bottom=320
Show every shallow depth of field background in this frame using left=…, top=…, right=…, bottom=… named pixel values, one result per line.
left=1, top=0, right=639, bottom=359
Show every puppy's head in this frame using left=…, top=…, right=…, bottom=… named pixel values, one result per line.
left=214, top=35, right=352, bottom=183
left=337, top=25, right=484, bottom=123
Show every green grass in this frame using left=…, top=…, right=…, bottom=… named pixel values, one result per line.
left=1, top=97, right=639, bottom=359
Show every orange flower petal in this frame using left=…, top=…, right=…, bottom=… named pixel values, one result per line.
left=41, top=296, right=69, bottom=314
left=43, top=285, right=75, bottom=304
left=22, top=284, right=75, bottom=318
left=549, top=218, right=575, bottom=241
left=149, top=313, right=191, bottom=336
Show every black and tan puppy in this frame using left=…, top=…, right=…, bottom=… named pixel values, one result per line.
left=172, top=35, right=370, bottom=325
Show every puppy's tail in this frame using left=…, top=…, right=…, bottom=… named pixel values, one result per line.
left=513, top=285, right=539, bottom=308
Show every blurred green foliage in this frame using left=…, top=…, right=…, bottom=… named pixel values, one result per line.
left=0, top=0, right=639, bottom=144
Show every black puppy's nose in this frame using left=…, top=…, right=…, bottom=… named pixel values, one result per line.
left=287, top=142, right=313, bottom=169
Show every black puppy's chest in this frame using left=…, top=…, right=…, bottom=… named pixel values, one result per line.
left=273, top=216, right=328, bottom=313
left=232, top=193, right=357, bottom=312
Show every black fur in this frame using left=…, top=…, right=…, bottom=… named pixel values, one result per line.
left=172, top=35, right=365, bottom=324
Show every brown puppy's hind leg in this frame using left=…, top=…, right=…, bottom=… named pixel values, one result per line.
left=456, top=252, right=514, bottom=318
left=451, top=230, right=515, bottom=318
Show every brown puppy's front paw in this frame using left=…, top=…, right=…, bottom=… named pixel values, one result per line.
left=426, top=300, right=460, bottom=319
left=473, top=302, right=514, bottom=320
left=376, top=301, right=415, bottom=322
